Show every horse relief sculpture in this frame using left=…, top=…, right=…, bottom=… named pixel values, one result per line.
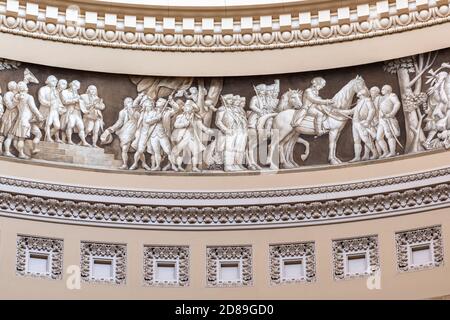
left=0, top=49, right=448, bottom=173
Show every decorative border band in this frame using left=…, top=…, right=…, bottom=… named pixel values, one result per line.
left=0, top=167, right=448, bottom=205
left=0, top=1, right=449, bottom=52
left=0, top=173, right=448, bottom=229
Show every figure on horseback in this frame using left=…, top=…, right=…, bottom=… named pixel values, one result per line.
left=268, top=75, right=367, bottom=169
left=291, top=77, right=334, bottom=136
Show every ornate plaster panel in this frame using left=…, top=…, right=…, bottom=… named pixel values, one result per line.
left=143, top=245, right=190, bottom=287
left=395, top=225, right=444, bottom=272
left=332, top=235, right=380, bottom=280
left=269, top=241, right=316, bottom=284
left=206, top=245, right=253, bottom=287
left=80, top=241, right=127, bottom=285
left=16, top=235, right=64, bottom=280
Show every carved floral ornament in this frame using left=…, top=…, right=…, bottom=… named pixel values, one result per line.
left=395, top=225, right=444, bottom=272
left=143, top=245, right=190, bottom=287
left=332, top=235, right=380, bottom=280
left=16, top=235, right=64, bottom=280
left=206, top=246, right=253, bottom=287
left=0, top=1, right=450, bottom=52
left=0, top=177, right=447, bottom=229
left=80, top=241, right=127, bottom=285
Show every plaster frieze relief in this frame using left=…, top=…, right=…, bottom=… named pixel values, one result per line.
left=0, top=48, right=448, bottom=174
left=0, top=1, right=449, bottom=52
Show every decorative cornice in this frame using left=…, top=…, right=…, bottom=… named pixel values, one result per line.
left=0, top=170, right=448, bottom=229
left=0, top=1, right=449, bottom=52
left=0, top=167, right=449, bottom=204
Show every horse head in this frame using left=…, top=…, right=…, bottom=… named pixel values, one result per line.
left=332, top=75, right=366, bottom=109
left=353, top=75, right=367, bottom=93
left=288, top=89, right=303, bottom=109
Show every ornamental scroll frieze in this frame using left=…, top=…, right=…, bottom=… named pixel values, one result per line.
left=0, top=48, right=449, bottom=173
left=0, top=182, right=448, bottom=228
left=269, top=242, right=316, bottom=285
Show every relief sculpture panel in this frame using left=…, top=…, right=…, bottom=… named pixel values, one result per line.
left=0, top=48, right=448, bottom=174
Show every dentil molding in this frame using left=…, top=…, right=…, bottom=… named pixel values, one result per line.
left=0, top=0, right=449, bottom=52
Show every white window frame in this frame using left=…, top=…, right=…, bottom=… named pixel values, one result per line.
left=344, top=250, right=370, bottom=277
left=153, top=259, right=180, bottom=285
left=89, top=255, right=116, bottom=281
left=407, top=241, right=434, bottom=268
left=280, top=256, right=306, bottom=282
left=25, top=249, right=52, bottom=276
left=217, top=259, right=243, bottom=285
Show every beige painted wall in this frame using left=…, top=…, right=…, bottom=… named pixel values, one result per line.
left=0, top=149, right=447, bottom=193
left=0, top=208, right=448, bottom=299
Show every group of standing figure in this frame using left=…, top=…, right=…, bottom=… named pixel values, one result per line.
left=350, top=85, right=401, bottom=162
left=0, top=71, right=106, bottom=159
left=103, top=92, right=214, bottom=172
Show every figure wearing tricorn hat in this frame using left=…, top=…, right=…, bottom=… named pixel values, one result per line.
left=215, top=93, right=242, bottom=171
left=247, top=80, right=279, bottom=170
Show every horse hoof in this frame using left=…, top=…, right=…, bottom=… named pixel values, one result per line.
left=330, top=159, right=342, bottom=165
left=270, top=165, right=279, bottom=171
left=300, top=155, right=308, bottom=161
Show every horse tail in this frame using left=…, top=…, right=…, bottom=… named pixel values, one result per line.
left=257, top=113, right=278, bottom=130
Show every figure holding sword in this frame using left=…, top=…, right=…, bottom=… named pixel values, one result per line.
left=376, top=84, right=402, bottom=158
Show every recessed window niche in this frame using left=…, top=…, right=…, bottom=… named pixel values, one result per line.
left=269, top=242, right=316, bottom=285
left=155, top=261, right=177, bottom=282
left=143, top=246, right=189, bottom=287
left=16, top=235, right=63, bottom=280
left=396, top=226, right=443, bottom=272
left=27, top=252, right=50, bottom=275
left=332, top=235, right=379, bottom=280
left=345, top=252, right=368, bottom=276
left=207, top=246, right=252, bottom=287
left=80, top=242, right=126, bottom=285
left=91, top=258, right=114, bottom=281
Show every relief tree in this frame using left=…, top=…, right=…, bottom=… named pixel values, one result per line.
left=383, top=52, right=437, bottom=153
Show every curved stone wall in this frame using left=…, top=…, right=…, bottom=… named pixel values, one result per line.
left=0, top=0, right=449, bottom=300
